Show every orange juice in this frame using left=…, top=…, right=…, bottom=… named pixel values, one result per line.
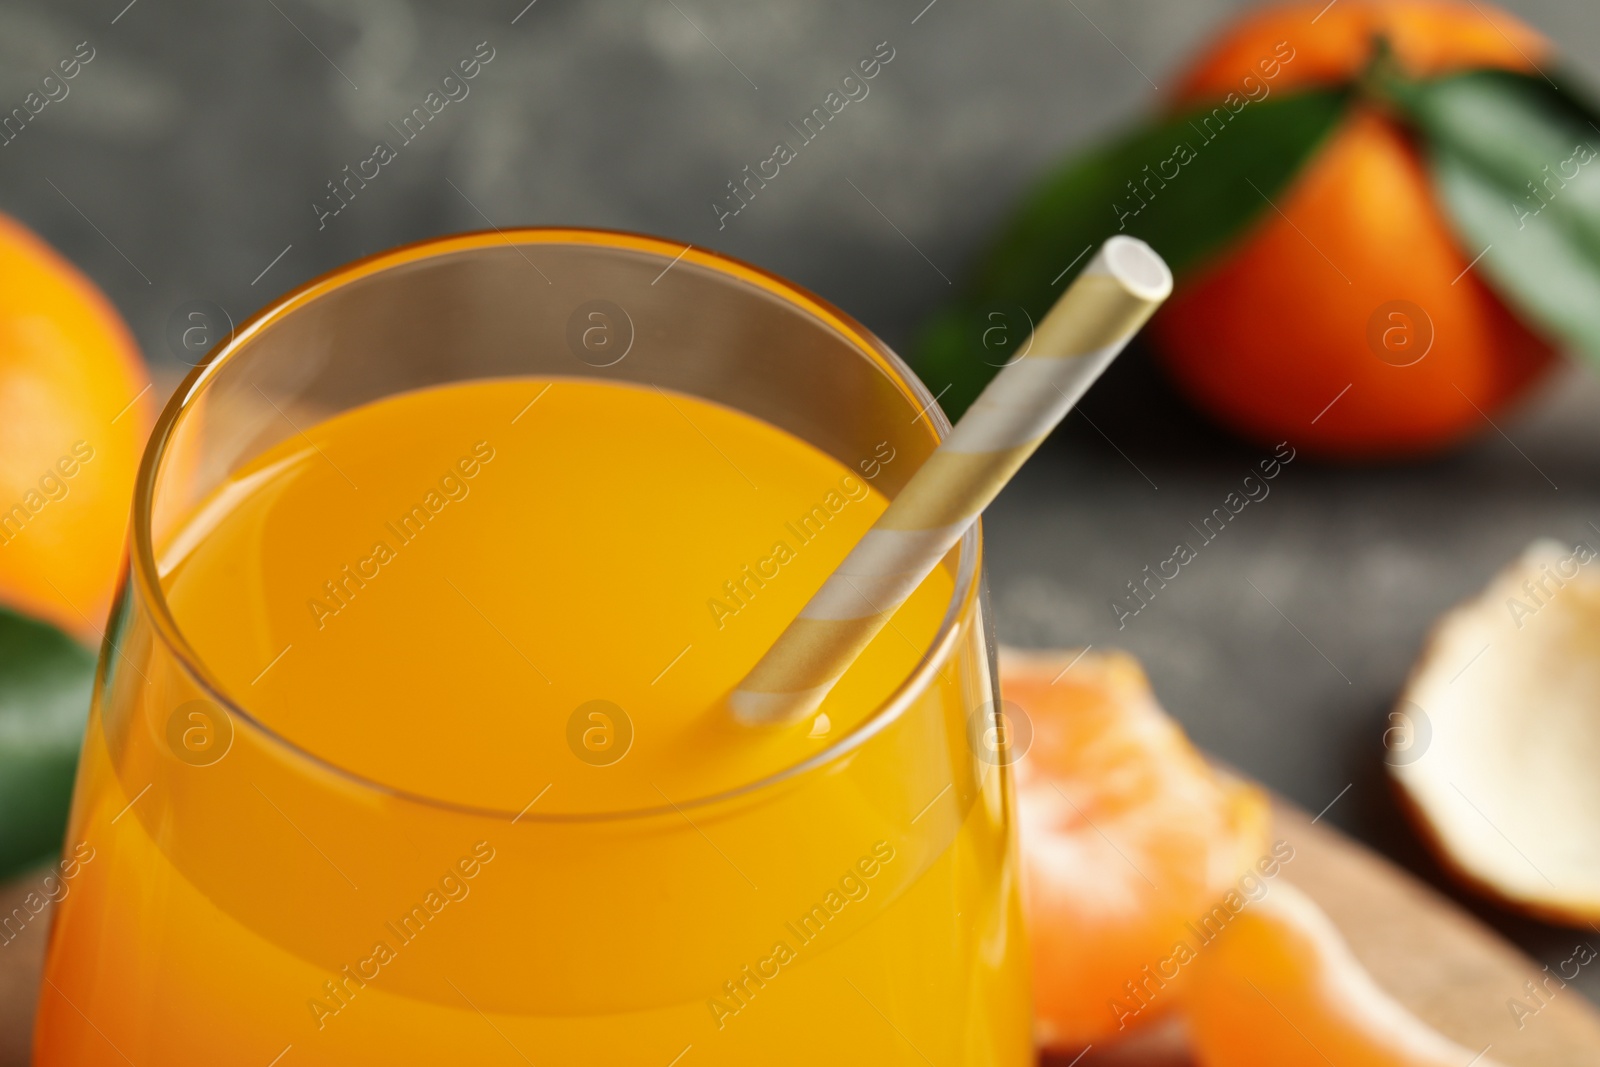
left=36, top=378, right=1030, bottom=1065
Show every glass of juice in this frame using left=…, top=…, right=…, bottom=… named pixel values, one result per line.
left=34, top=229, right=1031, bottom=1065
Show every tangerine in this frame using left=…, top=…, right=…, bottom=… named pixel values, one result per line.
left=0, top=212, right=151, bottom=640
left=1154, top=0, right=1556, bottom=457
left=1184, top=880, right=1502, bottom=1066
left=1005, top=648, right=1269, bottom=1048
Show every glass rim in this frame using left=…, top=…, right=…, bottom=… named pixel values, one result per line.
left=127, top=226, right=985, bottom=824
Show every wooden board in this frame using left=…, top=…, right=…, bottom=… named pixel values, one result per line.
left=4, top=802, right=1598, bottom=1065
left=1273, top=805, right=1600, bottom=1066
left=0, top=866, right=47, bottom=1067
left=1049, top=805, right=1600, bottom=1067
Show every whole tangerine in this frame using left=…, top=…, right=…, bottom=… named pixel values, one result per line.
left=1153, top=0, right=1557, bottom=457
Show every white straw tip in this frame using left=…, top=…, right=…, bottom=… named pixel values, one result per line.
left=1097, top=236, right=1173, bottom=303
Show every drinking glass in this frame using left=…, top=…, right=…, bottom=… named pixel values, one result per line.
left=34, top=229, right=1031, bottom=1065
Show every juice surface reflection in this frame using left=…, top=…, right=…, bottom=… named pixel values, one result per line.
left=35, top=378, right=1031, bottom=1066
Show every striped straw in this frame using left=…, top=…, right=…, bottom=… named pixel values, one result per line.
left=729, top=236, right=1172, bottom=727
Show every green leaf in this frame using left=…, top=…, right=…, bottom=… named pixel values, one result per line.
left=915, top=88, right=1350, bottom=418
left=0, top=605, right=94, bottom=879
left=1394, top=69, right=1600, bottom=360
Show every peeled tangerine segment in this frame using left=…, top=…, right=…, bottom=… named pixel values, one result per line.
left=1185, top=880, right=1503, bottom=1067
left=1004, top=647, right=1269, bottom=1049
left=1390, top=538, right=1600, bottom=924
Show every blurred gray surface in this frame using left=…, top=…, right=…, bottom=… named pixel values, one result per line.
left=4, top=0, right=1600, bottom=1005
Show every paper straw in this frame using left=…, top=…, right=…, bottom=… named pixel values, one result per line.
left=729, top=236, right=1172, bottom=727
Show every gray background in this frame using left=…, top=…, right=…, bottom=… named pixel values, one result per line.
left=3, top=0, right=1599, bottom=1002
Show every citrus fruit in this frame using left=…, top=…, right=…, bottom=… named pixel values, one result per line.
left=1184, top=880, right=1504, bottom=1066
left=1154, top=0, right=1557, bottom=457
left=1005, top=647, right=1270, bottom=1048
left=0, top=212, right=151, bottom=641
left=915, top=0, right=1579, bottom=461
left=1174, top=0, right=1548, bottom=99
